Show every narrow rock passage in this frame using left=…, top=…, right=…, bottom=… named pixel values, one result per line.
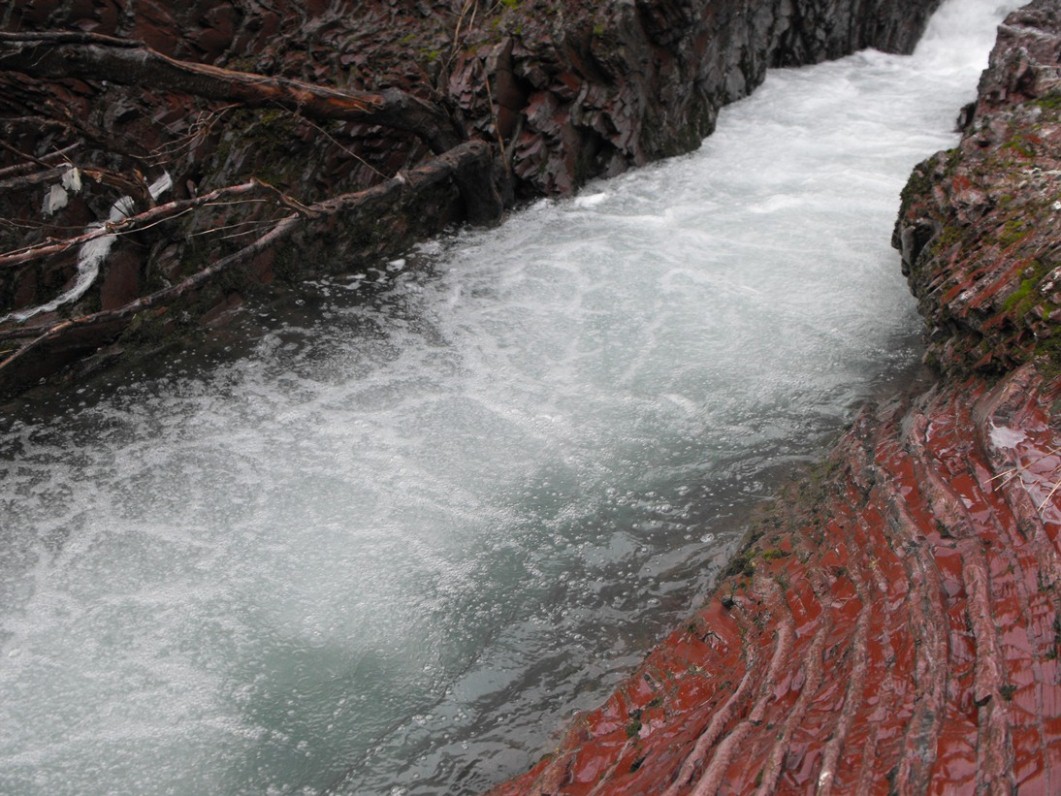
left=492, top=2, right=1061, bottom=791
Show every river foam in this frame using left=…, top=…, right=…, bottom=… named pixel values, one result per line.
left=0, top=1, right=1017, bottom=793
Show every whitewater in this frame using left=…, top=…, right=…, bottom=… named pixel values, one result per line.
left=0, top=1, right=1018, bottom=793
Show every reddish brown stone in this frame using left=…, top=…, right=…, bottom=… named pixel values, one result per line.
left=99, top=246, right=141, bottom=311
left=492, top=370, right=1061, bottom=795
left=492, top=3, right=1061, bottom=793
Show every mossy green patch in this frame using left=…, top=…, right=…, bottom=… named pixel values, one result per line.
left=1003, top=135, right=1037, bottom=159
left=999, top=218, right=1029, bottom=248
left=1033, top=93, right=1061, bottom=112
left=932, top=224, right=964, bottom=254
left=1002, top=265, right=1040, bottom=314
left=898, top=153, right=948, bottom=210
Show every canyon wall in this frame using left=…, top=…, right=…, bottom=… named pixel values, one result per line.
left=491, top=2, right=1061, bottom=792
left=0, top=0, right=940, bottom=395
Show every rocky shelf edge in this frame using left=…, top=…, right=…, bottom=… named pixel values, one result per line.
left=489, top=2, right=1061, bottom=793
left=0, top=0, right=940, bottom=400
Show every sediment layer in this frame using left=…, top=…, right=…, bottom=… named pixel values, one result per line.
left=492, top=2, right=1061, bottom=793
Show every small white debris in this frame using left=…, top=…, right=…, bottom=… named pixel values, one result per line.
left=9, top=170, right=176, bottom=323
left=148, top=170, right=173, bottom=200
left=42, top=183, right=68, bottom=216
left=61, top=167, right=82, bottom=193
left=1052, top=200, right=1061, bottom=212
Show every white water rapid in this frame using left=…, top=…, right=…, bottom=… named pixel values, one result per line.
left=0, top=1, right=1017, bottom=793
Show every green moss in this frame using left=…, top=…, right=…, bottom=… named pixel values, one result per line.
left=1033, top=93, right=1061, bottom=112
left=722, top=548, right=756, bottom=579
left=898, top=156, right=941, bottom=211
left=1003, top=132, right=1038, bottom=159
left=761, top=548, right=788, bottom=562
left=932, top=224, right=963, bottom=254
left=1033, top=332, right=1061, bottom=375
left=1002, top=259, right=1047, bottom=314
left=625, top=719, right=642, bottom=738
left=999, top=219, right=1028, bottom=248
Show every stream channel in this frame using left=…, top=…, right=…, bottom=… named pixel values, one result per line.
left=0, top=1, right=1017, bottom=793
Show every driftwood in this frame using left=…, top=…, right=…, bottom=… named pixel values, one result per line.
left=0, top=140, right=496, bottom=396
left=0, top=180, right=309, bottom=268
left=0, top=31, right=464, bottom=154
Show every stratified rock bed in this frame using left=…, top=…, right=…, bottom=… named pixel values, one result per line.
left=491, top=3, right=1061, bottom=793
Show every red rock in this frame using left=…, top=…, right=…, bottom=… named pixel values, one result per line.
left=493, top=8, right=1061, bottom=790
left=99, top=246, right=141, bottom=310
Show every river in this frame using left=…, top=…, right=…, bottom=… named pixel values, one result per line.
left=0, top=1, right=1016, bottom=793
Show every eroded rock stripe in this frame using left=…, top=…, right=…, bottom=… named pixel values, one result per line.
left=492, top=370, right=1061, bottom=795
left=492, top=1, right=1061, bottom=792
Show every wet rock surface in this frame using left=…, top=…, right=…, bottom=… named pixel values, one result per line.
left=492, top=2, right=1061, bottom=793
left=493, top=369, right=1061, bottom=794
left=895, top=0, right=1061, bottom=376
left=0, top=0, right=939, bottom=395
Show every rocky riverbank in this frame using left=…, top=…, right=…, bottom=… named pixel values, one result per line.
left=490, top=2, right=1061, bottom=792
left=0, top=0, right=940, bottom=397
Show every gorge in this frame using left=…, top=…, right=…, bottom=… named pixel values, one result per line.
left=1, top=0, right=1059, bottom=794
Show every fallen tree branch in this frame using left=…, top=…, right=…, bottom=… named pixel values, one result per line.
left=0, top=31, right=464, bottom=153
left=0, top=141, right=79, bottom=182
left=0, top=179, right=312, bottom=268
left=0, top=140, right=498, bottom=395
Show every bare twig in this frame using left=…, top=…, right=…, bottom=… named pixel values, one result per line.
left=0, top=141, right=495, bottom=393
left=0, top=180, right=274, bottom=267
left=0, top=142, right=80, bottom=181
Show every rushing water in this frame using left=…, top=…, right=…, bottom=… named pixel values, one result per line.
left=0, top=2, right=1016, bottom=794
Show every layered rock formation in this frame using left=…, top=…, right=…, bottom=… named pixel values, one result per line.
left=0, top=0, right=940, bottom=396
left=447, top=0, right=943, bottom=197
left=491, top=2, right=1061, bottom=793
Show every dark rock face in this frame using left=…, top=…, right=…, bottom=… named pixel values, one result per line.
left=491, top=3, right=1061, bottom=793
left=0, top=0, right=940, bottom=339
left=449, top=0, right=942, bottom=197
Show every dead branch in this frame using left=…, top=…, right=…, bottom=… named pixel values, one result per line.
left=0, top=140, right=497, bottom=395
left=0, top=180, right=293, bottom=268
left=0, top=162, right=151, bottom=202
left=0, top=141, right=79, bottom=181
left=0, top=31, right=464, bottom=153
